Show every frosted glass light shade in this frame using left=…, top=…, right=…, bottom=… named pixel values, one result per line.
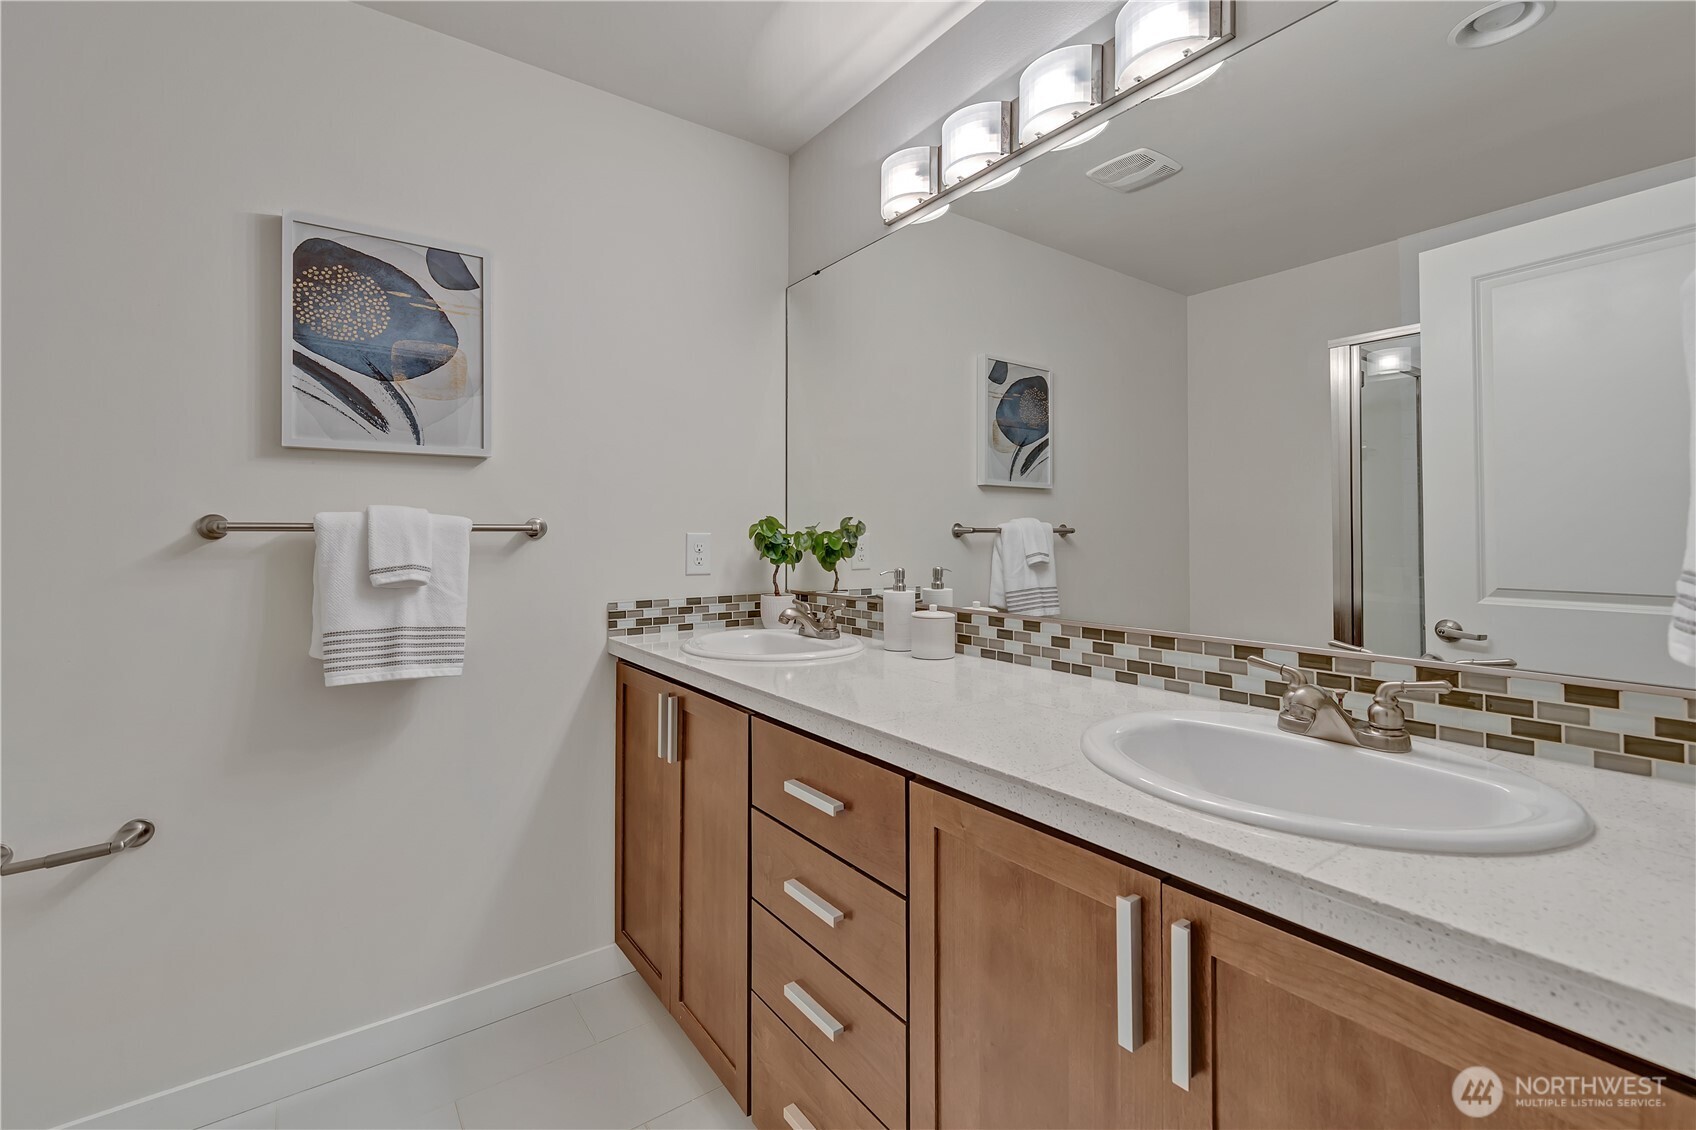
left=1018, top=45, right=1102, bottom=144
left=941, top=102, right=1011, bottom=186
left=1116, top=0, right=1213, bottom=90
left=880, top=146, right=937, bottom=221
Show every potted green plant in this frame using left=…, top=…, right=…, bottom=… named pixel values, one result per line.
left=797, top=517, right=867, bottom=593
left=747, top=515, right=803, bottom=628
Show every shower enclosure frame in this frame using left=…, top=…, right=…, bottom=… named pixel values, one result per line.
left=1329, top=323, right=1424, bottom=650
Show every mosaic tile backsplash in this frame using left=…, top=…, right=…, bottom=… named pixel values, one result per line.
left=608, top=593, right=1695, bottom=783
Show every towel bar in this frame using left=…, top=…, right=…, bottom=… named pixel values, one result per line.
left=194, top=514, right=547, bottom=540
left=1, top=819, right=155, bottom=877
left=952, top=523, right=1074, bottom=538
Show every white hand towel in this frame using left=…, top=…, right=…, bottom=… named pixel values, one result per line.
left=367, top=505, right=434, bottom=588
left=989, top=519, right=1060, bottom=617
left=310, top=511, right=472, bottom=686
left=1671, top=269, right=1695, bottom=667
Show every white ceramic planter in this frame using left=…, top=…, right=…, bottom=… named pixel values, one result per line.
left=760, top=593, right=794, bottom=630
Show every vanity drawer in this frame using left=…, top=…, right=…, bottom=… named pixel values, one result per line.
left=752, top=905, right=907, bottom=1130
left=752, top=718, right=907, bottom=893
left=751, top=995, right=883, bottom=1130
left=752, top=810, right=907, bottom=1016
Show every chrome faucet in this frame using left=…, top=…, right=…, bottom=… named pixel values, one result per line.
left=779, top=595, right=843, bottom=640
left=1246, top=656, right=1449, bottom=754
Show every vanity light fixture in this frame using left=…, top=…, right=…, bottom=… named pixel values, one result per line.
left=1054, top=123, right=1110, bottom=151
left=941, top=101, right=1013, bottom=187
left=1018, top=44, right=1105, bottom=145
left=976, top=167, right=1021, bottom=192
left=880, top=145, right=939, bottom=221
left=1149, top=61, right=1222, bottom=99
left=909, top=204, right=951, bottom=225
left=1116, top=0, right=1220, bottom=91
left=1449, top=1, right=1553, bottom=48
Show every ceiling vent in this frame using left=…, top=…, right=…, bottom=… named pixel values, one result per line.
left=1085, top=148, right=1181, bottom=193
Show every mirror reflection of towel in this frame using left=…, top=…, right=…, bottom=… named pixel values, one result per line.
left=1671, top=270, right=1695, bottom=668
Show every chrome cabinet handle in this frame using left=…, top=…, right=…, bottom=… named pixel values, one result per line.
left=783, top=878, right=845, bottom=927
left=1116, top=895, right=1143, bottom=1052
left=664, top=694, right=681, bottom=764
left=1171, top=919, right=1192, bottom=1089
left=783, top=981, right=844, bottom=1040
left=1435, top=618, right=1487, bottom=642
left=656, top=694, right=669, bottom=761
left=781, top=1104, right=816, bottom=1130
left=783, top=778, right=845, bottom=816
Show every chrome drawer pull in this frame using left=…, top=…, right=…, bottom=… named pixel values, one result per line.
left=783, top=778, right=845, bottom=816
left=1171, top=919, right=1192, bottom=1089
left=782, top=1104, right=815, bottom=1130
left=656, top=694, right=669, bottom=761
left=783, top=980, right=845, bottom=1041
left=1116, top=895, right=1143, bottom=1052
left=783, top=878, right=845, bottom=927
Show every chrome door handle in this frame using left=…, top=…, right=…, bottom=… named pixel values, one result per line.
left=783, top=779, right=845, bottom=816
left=1171, top=919, right=1192, bottom=1089
left=664, top=694, right=681, bottom=764
left=656, top=694, right=669, bottom=761
left=1435, top=618, right=1487, bottom=642
left=1116, top=895, right=1143, bottom=1052
left=783, top=981, right=844, bottom=1040
left=781, top=1104, right=816, bottom=1130
left=783, top=878, right=845, bottom=927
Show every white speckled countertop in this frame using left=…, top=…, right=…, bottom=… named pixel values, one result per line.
left=608, top=634, right=1696, bottom=1077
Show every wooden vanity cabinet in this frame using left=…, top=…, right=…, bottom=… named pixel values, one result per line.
left=909, top=784, right=1172, bottom=1130
left=614, top=663, right=750, bottom=1108
left=1161, top=888, right=1696, bottom=1130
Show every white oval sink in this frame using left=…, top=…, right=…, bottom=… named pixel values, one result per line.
left=1081, top=711, right=1591, bottom=854
left=682, top=629, right=864, bottom=663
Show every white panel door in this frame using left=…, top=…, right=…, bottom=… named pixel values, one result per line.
left=1420, top=178, right=1695, bottom=686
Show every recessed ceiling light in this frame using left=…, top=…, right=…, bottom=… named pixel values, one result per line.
left=1449, top=1, right=1553, bottom=48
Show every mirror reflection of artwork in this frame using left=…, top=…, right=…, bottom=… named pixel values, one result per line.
left=979, top=355, right=1052, bottom=488
left=283, top=214, right=489, bottom=457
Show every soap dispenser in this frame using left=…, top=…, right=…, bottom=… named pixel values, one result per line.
left=925, top=566, right=954, bottom=609
left=880, top=567, right=915, bottom=653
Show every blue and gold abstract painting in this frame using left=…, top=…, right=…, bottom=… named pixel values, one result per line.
left=979, top=355, right=1053, bottom=488
left=284, top=215, right=488, bottom=456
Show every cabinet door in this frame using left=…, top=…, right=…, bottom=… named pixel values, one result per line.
left=674, top=687, right=751, bottom=1108
left=910, top=784, right=1168, bottom=1130
left=614, top=663, right=679, bottom=1007
left=1163, top=886, right=1696, bottom=1130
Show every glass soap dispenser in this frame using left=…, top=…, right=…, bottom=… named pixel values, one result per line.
left=880, top=568, right=915, bottom=652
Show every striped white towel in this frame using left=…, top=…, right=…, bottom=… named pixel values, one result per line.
left=310, top=511, right=471, bottom=686
left=989, top=519, right=1060, bottom=617
left=1672, top=270, right=1695, bottom=668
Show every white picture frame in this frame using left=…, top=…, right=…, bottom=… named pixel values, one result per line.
left=282, top=212, right=490, bottom=457
left=976, top=353, right=1053, bottom=489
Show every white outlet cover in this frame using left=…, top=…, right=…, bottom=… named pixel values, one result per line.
left=685, top=532, right=711, bottom=575
left=850, top=535, right=870, bottom=570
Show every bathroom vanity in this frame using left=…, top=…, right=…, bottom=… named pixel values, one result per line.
left=610, top=640, right=1696, bottom=1130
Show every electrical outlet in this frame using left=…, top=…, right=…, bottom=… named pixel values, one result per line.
left=850, top=536, right=870, bottom=570
left=685, top=532, right=711, bottom=575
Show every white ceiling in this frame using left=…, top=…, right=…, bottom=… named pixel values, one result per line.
left=952, top=0, right=1696, bottom=294
left=363, top=0, right=978, bottom=153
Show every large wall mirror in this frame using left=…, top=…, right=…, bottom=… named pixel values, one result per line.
left=787, top=0, right=1696, bottom=690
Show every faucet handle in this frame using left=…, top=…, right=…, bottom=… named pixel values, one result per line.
left=1368, top=679, right=1451, bottom=731
left=1245, top=655, right=1309, bottom=687
left=1374, top=679, right=1451, bottom=703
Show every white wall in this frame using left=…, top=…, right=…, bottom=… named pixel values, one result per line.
left=788, top=214, right=1189, bottom=628
left=0, top=4, right=786, bottom=1126
left=1185, top=242, right=1402, bottom=643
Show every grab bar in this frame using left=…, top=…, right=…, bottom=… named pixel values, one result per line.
left=1, top=819, right=155, bottom=877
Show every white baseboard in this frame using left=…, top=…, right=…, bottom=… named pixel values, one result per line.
left=63, top=944, right=634, bottom=1130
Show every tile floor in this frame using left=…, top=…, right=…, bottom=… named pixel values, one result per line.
left=203, top=973, right=754, bottom=1130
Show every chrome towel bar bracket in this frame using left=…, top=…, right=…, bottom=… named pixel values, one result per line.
left=1, top=819, right=155, bottom=877
left=194, top=514, right=547, bottom=540
left=952, top=522, right=1074, bottom=538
